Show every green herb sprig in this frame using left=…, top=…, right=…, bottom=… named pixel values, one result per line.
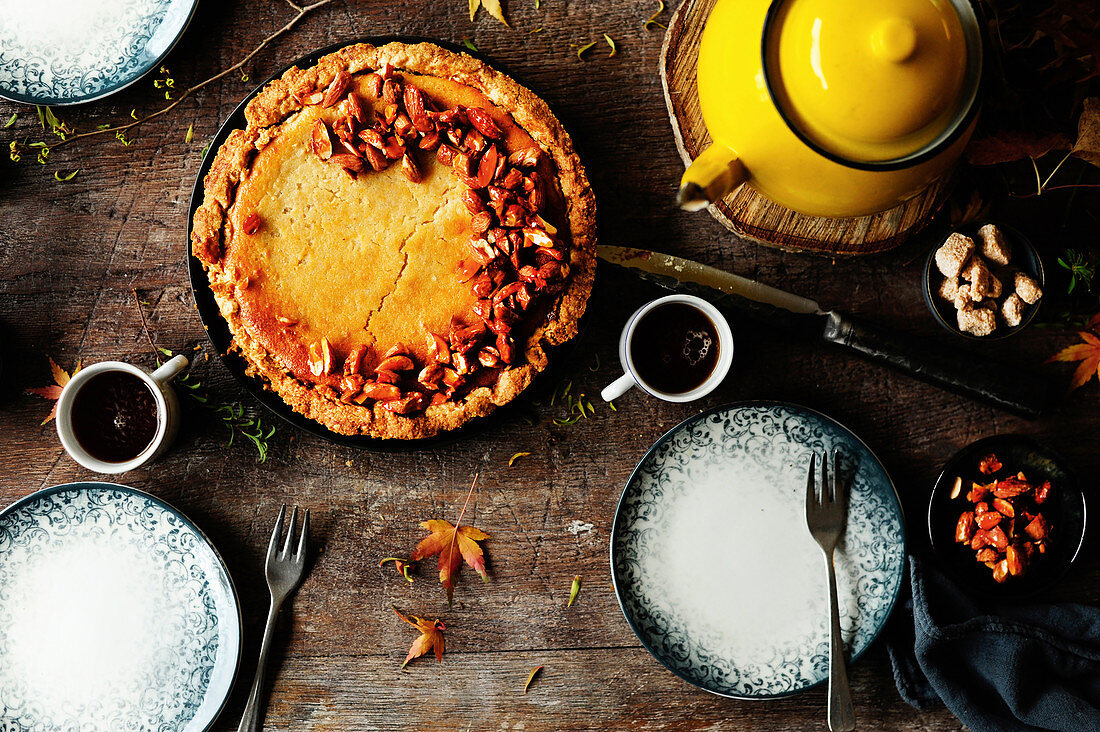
left=154, top=346, right=276, bottom=462
left=549, top=379, right=598, bottom=426
left=214, top=402, right=277, bottom=462
left=1058, top=248, right=1096, bottom=294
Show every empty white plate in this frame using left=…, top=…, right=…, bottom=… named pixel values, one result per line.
left=0, top=483, right=240, bottom=730
left=611, top=401, right=906, bottom=698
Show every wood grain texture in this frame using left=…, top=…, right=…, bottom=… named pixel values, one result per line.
left=660, top=0, right=951, bottom=255
left=0, top=1, right=1096, bottom=730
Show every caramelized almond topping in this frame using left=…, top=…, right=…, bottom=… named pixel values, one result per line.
left=310, top=119, right=334, bottom=160
left=294, top=69, right=573, bottom=416
left=242, top=212, right=262, bottom=236
left=466, top=107, right=503, bottom=139
left=308, top=338, right=334, bottom=377
left=400, top=153, right=422, bottom=183
left=321, top=71, right=351, bottom=108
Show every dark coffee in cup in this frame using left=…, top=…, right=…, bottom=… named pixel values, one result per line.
left=629, top=302, right=720, bottom=394
left=70, top=370, right=159, bottom=463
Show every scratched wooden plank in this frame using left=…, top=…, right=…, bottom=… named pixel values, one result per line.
left=0, top=1, right=1096, bottom=730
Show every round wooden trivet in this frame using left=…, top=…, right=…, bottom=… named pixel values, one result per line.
left=660, top=0, right=953, bottom=256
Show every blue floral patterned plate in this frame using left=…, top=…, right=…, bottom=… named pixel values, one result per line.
left=0, top=0, right=198, bottom=105
left=611, top=402, right=906, bottom=699
left=0, top=483, right=241, bottom=730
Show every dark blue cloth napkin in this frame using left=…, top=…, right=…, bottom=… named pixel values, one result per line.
left=884, top=556, right=1100, bottom=726
left=887, top=556, right=1100, bottom=732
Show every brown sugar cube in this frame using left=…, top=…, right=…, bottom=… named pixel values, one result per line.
left=1002, top=293, right=1025, bottom=327
left=977, top=224, right=1012, bottom=266
left=962, top=256, right=991, bottom=300
left=958, top=305, right=997, bottom=337
left=953, top=283, right=973, bottom=312
left=1014, top=272, right=1043, bottom=305
left=986, top=273, right=1002, bottom=299
left=935, top=233, right=976, bottom=278
left=938, top=277, right=961, bottom=302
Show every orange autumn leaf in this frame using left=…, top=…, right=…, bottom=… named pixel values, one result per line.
left=26, top=356, right=81, bottom=425
left=1048, top=316, right=1100, bottom=392
left=411, top=519, right=489, bottom=603
left=408, top=474, right=489, bottom=603
left=394, top=607, right=445, bottom=667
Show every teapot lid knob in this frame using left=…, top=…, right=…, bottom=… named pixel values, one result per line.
left=871, top=17, right=917, bottom=63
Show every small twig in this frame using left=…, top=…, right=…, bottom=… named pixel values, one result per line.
left=446, top=474, right=480, bottom=563
left=131, top=288, right=160, bottom=357
left=1010, top=183, right=1100, bottom=199
left=1040, top=150, right=1074, bottom=191
left=43, top=0, right=335, bottom=152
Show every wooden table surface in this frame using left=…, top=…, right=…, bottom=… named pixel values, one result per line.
left=1, top=1, right=1097, bottom=730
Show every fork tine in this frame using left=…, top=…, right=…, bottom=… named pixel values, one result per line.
left=821, top=450, right=830, bottom=504
left=296, top=509, right=310, bottom=562
left=282, top=506, right=299, bottom=557
left=267, top=504, right=286, bottom=564
left=834, top=450, right=845, bottom=510
left=806, top=452, right=817, bottom=516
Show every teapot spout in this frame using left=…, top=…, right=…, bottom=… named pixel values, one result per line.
left=677, top=144, right=748, bottom=211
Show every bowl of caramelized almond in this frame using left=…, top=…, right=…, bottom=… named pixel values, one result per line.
left=928, top=435, right=1086, bottom=597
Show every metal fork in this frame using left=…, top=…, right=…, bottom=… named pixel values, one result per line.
left=238, top=505, right=311, bottom=732
left=806, top=451, right=856, bottom=732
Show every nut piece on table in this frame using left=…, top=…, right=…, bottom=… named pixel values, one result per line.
left=958, top=305, right=997, bottom=336
left=935, top=233, right=976, bottom=278
left=938, top=277, right=961, bottom=302
left=1014, top=272, right=1043, bottom=305
left=963, top=256, right=991, bottom=300
left=1002, top=293, right=1025, bottom=327
left=977, top=224, right=1012, bottom=266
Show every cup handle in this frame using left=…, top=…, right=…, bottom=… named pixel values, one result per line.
left=601, top=373, right=636, bottom=402
left=151, top=354, right=189, bottom=385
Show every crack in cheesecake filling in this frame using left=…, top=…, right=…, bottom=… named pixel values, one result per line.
left=192, top=42, right=596, bottom=439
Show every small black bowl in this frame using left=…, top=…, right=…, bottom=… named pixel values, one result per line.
left=922, top=222, right=1044, bottom=341
left=928, top=435, right=1086, bottom=598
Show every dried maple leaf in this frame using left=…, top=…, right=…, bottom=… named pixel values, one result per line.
left=1072, top=97, right=1100, bottom=167
left=26, top=356, right=81, bottom=424
left=394, top=607, right=445, bottom=667
left=409, top=475, right=489, bottom=603
left=1047, top=314, right=1100, bottom=392
left=481, top=0, right=509, bottom=26
left=964, top=131, right=1071, bottom=166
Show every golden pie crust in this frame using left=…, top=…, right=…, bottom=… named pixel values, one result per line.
left=191, top=42, right=596, bottom=439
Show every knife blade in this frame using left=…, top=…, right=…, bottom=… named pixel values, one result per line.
left=598, top=245, right=1051, bottom=419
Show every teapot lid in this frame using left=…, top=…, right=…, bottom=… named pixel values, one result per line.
left=762, top=0, right=982, bottom=169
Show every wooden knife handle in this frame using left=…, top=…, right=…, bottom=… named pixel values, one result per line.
left=822, top=312, right=1051, bottom=420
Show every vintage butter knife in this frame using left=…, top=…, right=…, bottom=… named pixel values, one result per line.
left=598, top=245, right=1050, bottom=419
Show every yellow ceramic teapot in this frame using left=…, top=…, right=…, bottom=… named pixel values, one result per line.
left=678, top=0, right=982, bottom=218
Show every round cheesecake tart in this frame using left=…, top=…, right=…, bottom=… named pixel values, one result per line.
left=192, top=42, right=596, bottom=439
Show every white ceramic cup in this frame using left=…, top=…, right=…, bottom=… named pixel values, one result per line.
left=55, top=355, right=189, bottom=474
left=600, top=294, right=734, bottom=403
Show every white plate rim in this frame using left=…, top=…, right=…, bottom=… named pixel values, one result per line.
left=609, top=400, right=907, bottom=700
left=0, top=0, right=200, bottom=106
left=0, top=480, right=242, bottom=730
